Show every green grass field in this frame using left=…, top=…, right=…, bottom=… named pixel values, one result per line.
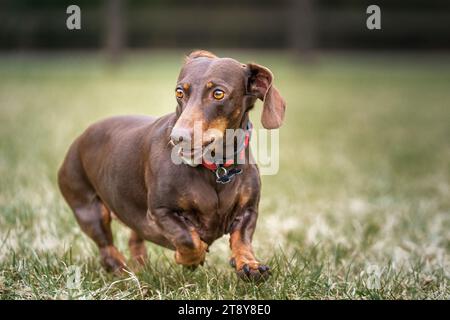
left=0, top=51, right=449, bottom=299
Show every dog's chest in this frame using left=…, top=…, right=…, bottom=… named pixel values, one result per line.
left=179, top=183, right=242, bottom=243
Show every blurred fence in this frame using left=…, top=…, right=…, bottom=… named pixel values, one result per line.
left=1, top=0, right=449, bottom=52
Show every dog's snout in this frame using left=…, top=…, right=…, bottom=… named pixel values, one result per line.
left=170, top=128, right=192, bottom=145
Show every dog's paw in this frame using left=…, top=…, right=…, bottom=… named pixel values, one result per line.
left=100, top=246, right=128, bottom=275
left=175, top=248, right=206, bottom=269
left=175, top=239, right=208, bottom=268
left=233, top=259, right=271, bottom=282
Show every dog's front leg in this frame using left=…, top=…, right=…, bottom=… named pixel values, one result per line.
left=151, top=207, right=208, bottom=268
left=229, top=208, right=270, bottom=281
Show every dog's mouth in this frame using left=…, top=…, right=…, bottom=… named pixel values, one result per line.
left=172, top=138, right=219, bottom=167
left=179, top=147, right=204, bottom=158
left=176, top=147, right=205, bottom=167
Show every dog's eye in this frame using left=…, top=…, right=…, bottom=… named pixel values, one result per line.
left=213, top=89, right=225, bottom=100
left=175, top=88, right=184, bottom=99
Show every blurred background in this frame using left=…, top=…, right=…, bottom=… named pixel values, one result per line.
left=1, top=0, right=449, bottom=57
left=0, top=0, right=449, bottom=299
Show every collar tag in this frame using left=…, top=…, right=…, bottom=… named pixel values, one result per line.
left=215, top=166, right=243, bottom=184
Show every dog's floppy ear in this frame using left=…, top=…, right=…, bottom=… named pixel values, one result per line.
left=185, top=50, right=217, bottom=63
left=247, top=63, right=286, bottom=129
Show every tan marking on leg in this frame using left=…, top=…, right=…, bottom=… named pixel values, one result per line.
left=175, top=229, right=208, bottom=267
left=101, top=204, right=111, bottom=226
left=239, top=187, right=252, bottom=207
left=229, top=232, right=259, bottom=270
left=96, top=204, right=127, bottom=273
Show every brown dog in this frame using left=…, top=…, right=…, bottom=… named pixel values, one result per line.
left=58, top=50, right=286, bottom=280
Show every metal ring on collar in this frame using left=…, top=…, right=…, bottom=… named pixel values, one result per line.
left=215, top=166, right=228, bottom=179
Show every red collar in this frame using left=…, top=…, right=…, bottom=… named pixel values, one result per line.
left=202, top=122, right=252, bottom=171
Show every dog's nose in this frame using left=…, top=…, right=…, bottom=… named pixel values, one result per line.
left=170, top=128, right=192, bottom=145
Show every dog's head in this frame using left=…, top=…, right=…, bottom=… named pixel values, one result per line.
left=170, top=50, right=286, bottom=165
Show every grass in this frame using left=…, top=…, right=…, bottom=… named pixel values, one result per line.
left=0, top=51, right=449, bottom=299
